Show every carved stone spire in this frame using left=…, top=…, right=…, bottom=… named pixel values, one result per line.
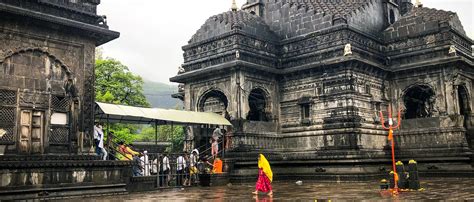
left=231, top=0, right=238, bottom=11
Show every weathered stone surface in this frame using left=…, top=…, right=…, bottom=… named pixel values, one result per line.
left=172, top=0, right=474, bottom=178
left=0, top=0, right=118, bottom=155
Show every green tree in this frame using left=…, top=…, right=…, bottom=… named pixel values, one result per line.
left=95, top=58, right=149, bottom=107
left=95, top=57, right=150, bottom=144
left=94, top=56, right=184, bottom=152
left=136, top=125, right=184, bottom=152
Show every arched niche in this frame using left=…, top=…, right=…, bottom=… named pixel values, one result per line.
left=402, top=84, right=436, bottom=119
left=198, top=89, right=228, bottom=115
left=458, top=85, right=470, bottom=117
left=1, top=48, right=75, bottom=93
left=247, top=88, right=270, bottom=121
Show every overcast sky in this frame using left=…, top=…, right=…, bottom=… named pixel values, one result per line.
left=98, top=0, right=473, bottom=85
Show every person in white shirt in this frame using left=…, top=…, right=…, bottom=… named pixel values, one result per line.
left=140, top=150, right=150, bottom=176
left=159, top=154, right=170, bottom=187
left=151, top=156, right=159, bottom=175
left=94, top=124, right=107, bottom=160
left=93, top=123, right=101, bottom=155
left=189, top=149, right=199, bottom=185
left=176, top=154, right=186, bottom=186
left=212, top=126, right=223, bottom=141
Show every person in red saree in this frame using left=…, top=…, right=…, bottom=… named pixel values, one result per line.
left=252, top=154, right=273, bottom=196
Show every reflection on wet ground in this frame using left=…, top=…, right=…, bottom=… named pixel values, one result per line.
left=91, top=178, right=474, bottom=201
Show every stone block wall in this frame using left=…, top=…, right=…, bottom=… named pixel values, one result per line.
left=0, top=155, right=131, bottom=199
left=0, top=18, right=97, bottom=154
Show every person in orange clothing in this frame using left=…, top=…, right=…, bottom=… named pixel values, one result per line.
left=212, top=157, right=223, bottom=173
left=252, top=154, right=273, bottom=196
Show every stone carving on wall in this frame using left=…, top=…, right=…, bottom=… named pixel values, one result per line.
left=64, top=77, right=78, bottom=100
left=344, top=44, right=353, bottom=56
left=178, top=65, right=185, bottom=74
left=20, top=93, right=49, bottom=107
left=448, top=45, right=457, bottom=56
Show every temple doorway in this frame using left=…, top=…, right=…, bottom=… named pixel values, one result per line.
left=18, top=110, right=44, bottom=154
left=403, top=85, right=435, bottom=119
left=247, top=88, right=269, bottom=121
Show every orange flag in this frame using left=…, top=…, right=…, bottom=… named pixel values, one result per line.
left=388, top=129, right=393, bottom=140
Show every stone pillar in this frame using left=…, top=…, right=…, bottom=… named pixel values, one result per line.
left=445, top=83, right=456, bottom=115
left=184, top=84, right=192, bottom=111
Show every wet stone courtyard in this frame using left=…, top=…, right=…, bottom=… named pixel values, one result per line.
left=82, top=178, right=474, bottom=201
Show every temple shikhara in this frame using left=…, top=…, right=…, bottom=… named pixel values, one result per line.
left=171, top=0, right=474, bottom=180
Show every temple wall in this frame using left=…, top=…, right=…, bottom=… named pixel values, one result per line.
left=0, top=18, right=96, bottom=155
left=278, top=64, right=388, bottom=151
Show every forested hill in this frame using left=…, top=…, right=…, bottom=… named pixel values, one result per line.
left=142, top=80, right=182, bottom=109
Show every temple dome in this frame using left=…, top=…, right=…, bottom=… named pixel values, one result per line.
left=385, top=6, right=466, bottom=38
left=188, top=10, right=278, bottom=44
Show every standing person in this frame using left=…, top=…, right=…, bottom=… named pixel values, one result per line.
left=140, top=150, right=150, bottom=176
left=211, top=139, right=219, bottom=159
left=252, top=154, right=273, bottom=196
left=98, top=129, right=108, bottom=160
left=151, top=154, right=159, bottom=175
left=212, top=126, right=223, bottom=141
left=133, top=153, right=143, bottom=176
left=160, top=154, right=170, bottom=187
left=189, top=149, right=199, bottom=184
left=176, top=153, right=186, bottom=186
left=94, top=123, right=107, bottom=160
left=93, top=123, right=102, bottom=155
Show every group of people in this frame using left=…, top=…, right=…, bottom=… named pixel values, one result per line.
left=150, top=149, right=210, bottom=187
left=93, top=123, right=274, bottom=195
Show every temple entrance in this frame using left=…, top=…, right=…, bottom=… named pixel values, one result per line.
left=457, top=85, right=472, bottom=148
left=198, top=90, right=228, bottom=115
left=457, top=85, right=470, bottom=125
left=197, top=90, right=228, bottom=152
left=403, top=85, right=436, bottom=119
left=18, top=110, right=44, bottom=154
left=247, top=88, right=269, bottom=121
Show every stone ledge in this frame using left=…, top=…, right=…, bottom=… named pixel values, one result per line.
left=0, top=160, right=131, bottom=168
left=0, top=183, right=127, bottom=200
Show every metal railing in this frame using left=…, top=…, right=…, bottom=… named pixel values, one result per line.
left=100, top=134, right=226, bottom=188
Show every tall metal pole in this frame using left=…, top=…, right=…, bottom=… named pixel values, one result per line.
left=155, top=120, right=158, bottom=145
left=380, top=104, right=401, bottom=195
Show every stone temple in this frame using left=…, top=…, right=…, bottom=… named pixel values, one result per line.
left=0, top=0, right=131, bottom=197
left=171, top=0, right=474, bottom=180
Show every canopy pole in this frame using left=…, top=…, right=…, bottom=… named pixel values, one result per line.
left=222, top=125, right=225, bottom=159
left=155, top=120, right=158, bottom=145
left=171, top=122, right=174, bottom=149
left=106, top=114, right=110, bottom=139
left=207, top=124, right=209, bottom=153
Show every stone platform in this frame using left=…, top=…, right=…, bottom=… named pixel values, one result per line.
left=0, top=155, right=132, bottom=200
